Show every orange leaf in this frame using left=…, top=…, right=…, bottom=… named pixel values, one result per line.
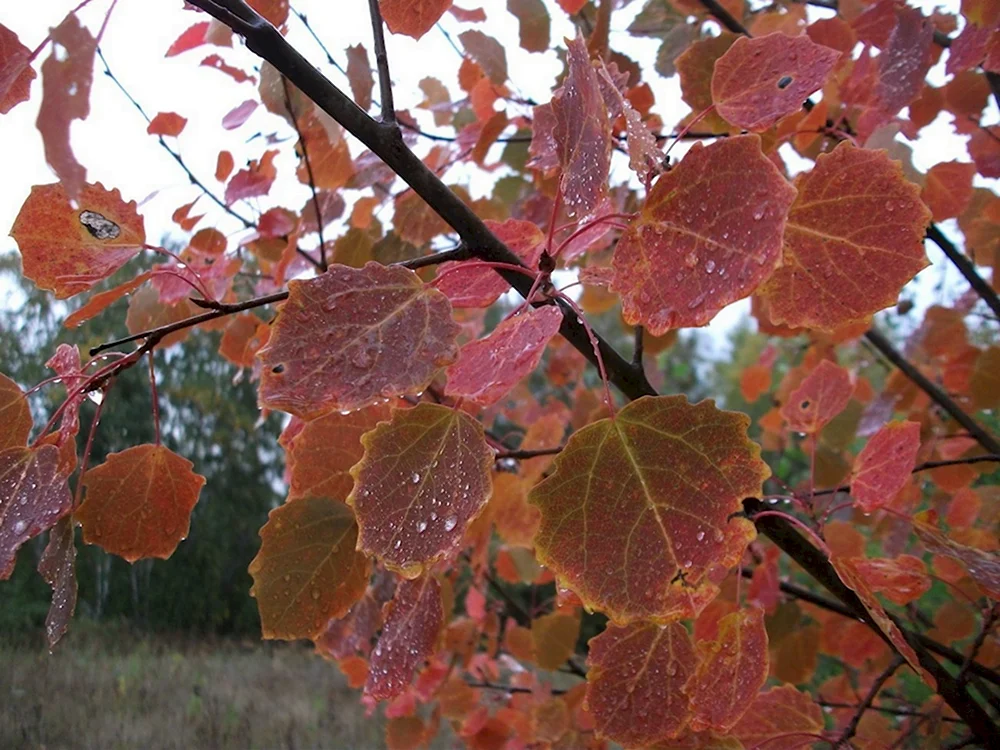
left=219, top=313, right=270, bottom=369
left=348, top=403, right=493, bottom=578
left=0, top=23, right=36, bottom=114
left=712, top=33, right=841, bottom=132
left=759, top=142, right=930, bottom=331
left=731, top=684, right=823, bottom=748
left=258, top=263, right=460, bottom=419
left=0, top=445, right=72, bottom=579
left=147, top=111, right=187, bottom=137
left=380, top=0, right=453, bottom=40
left=921, top=160, right=976, bottom=221
left=845, top=554, right=930, bottom=606
left=215, top=150, right=234, bottom=182
left=248, top=496, right=370, bottom=640
left=386, top=715, right=426, bottom=750
left=611, top=135, right=796, bottom=333
left=531, top=611, right=579, bottom=670
left=530, top=395, right=764, bottom=624
left=586, top=621, right=696, bottom=745
left=11, top=181, right=145, bottom=299
left=0, top=373, right=32, bottom=451
left=676, top=33, right=738, bottom=133
left=781, top=360, right=852, bottom=434
left=77, top=445, right=205, bottom=562
left=345, top=44, right=374, bottom=111
left=63, top=271, right=152, bottom=328
left=689, top=607, right=769, bottom=732
left=850, top=420, right=920, bottom=512
left=913, top=520, right=1000, bottom=599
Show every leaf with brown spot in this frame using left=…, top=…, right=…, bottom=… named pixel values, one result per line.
left=258, top=263, right=460, bottom=419
left=758, top=142, right=930, bottom=331
left=249, top=496, right=370, bottom=640
left=366, top=575, right=444, bottom=700
left=781, top=360, right=852, bottom=434
left=0, top=373, right=31, bottom=451
left=0, top=23, right=36, bottom=114
left=712, top=33, right=840, bottom=132
left=11, top=182, right=145, bottom=299
left=348, top=403, right=493, bottom=578
left=380, top=0, right=453, bottom=40
left=529, top=395, right=764, bottom=624
left=586, top=621, right=696, bottom=745
left=850, top=420, right=921, bottom=512
left=611, top=135, right=796, bottom=334
left=77, top=445, right=205, bottom=562
left=0, top=445, right=72, bottom=580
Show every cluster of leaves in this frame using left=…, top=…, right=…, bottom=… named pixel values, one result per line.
left=2, top=0, right=1000, bottom=748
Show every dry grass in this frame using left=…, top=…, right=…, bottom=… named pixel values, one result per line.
left=1, top=623, right=393, bottom=750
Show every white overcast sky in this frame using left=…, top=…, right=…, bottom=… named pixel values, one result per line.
left=0, top=0, right=995, bottom=352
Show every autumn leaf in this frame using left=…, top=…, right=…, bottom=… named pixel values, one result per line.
left=595, top=60, right=661, bottom=183
left=531, top=611, right=579, bottom=670
left=345, top=44, right=373, bottom=111
left=218, top=313, right=270, bottom=369
left=380, top=0, right=453, bottom=40
left=850, top=420, right=921, bottom=512
left=460, top=30, right=507, bottom=85
left=912, top=520, right=1000, bottom=600
left=0, top=23, right=36, bottom=114
left=249, top=496, right=370, bottom=640
left=507, top=0, right=550, bottom=53
left=347, top=403, right=493, bottom=578
left=586, top=621, right=696, bottom=745
left=781, top=360, right=852, bottom=434
left=37, top=13, right=96, bottom=200
left=529, top=35, right=612, bottom=218
left=39, top=516, right=76, bottom=649
left=366, top=575, right=444, bottom=700
left=147, top=111, right=187, bottom=136
left=221, top=99, right=258, bottom=129
left=676, top=33, right=738, bottom=133
left=11, top=181, right=145, bottom=299
left=846, top=554, right=930, bottom=606
left=257, top=263, right=460, bottom=419
left=63, top=271, right=153, bottom=328
left=76, top=445, right=206, bottom=562
left=730, top=684, right=824, bottom=748
left=612, top=135, right=796, bottom=334
left=445, top=305, right=563, bottom=408
left=530, top=395, right=764, bottom=623
left=712, top=33, right=841, bottom=132
left=226, top=149, right=278, bottom=203
left=0, top=373, right=32, bottom=451
left=0, top=445, right=72, bottom=580
left=921, top=161, right=976, bottom=221
left=759, top=142, right=930, bottom=331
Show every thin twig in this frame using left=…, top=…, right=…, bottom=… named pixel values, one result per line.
left=835, top=655, right=905, bottom=748
left=927, top=225, right=1000, bottom=320
left=367, top=0, right=395, bottom=125
left=958, top=605, right=999, bottom=686
left=282, top=76, right=328, bottom=270
left=290, top=6, right=347, bottom=74
left=495, top=446, right=564, bottom=460
left=818, top=700, right=963, bottom=723
left=811, top=454, right=1000, bottom=499
left=148, top=353, right=161, bottom=445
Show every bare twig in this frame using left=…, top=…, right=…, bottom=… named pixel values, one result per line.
left=282, top=76, right=328, bottom=270
left=927, top=225, right=1000, bottom=320
left=366, top=0, right=395, bottom=125
left=811, top=454, right=1000, bottom=499
left=835, top=655, right=905, bottom=747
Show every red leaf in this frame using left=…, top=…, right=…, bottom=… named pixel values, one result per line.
left=850, top=420, right=920, bottom=512
left=689, top=607, right=769, bottom=732
left=77, top=445, right=206, bottom=562
left=846, top=554, right=930, bottom=606
left=913, top=520, right=1000, bottom=599
left=225, top=149, right=278, bottom=204
left=165, top=22, right=209, bottom=57
left=315, top=590, right=385, bottom=660
left=529, top=35, right=611, bottom=218
left=435, top=219, right=545, bottom=307
left=44, top=344, right=85, bottom=449
left=445, top=305, right=562, bottom=408
left=218, top=313, right=270, bottom=369
left=200, top=54, right=255, bottom=84
left=37, top=13, right=96, bottom=200
left=781, top=360, right=852, bottom=434
left=280, top=402, right=393, bottom=502
left=875, top=4, right=933, bottom=114
left=946, top=23, right=992, bottom=74
left=450, top=5, right=486, bottom=22
left=249, top=496, right=370, bottom=640
left=586, top=621, right=696, bottom=745
left=921, top=160, right=976, bottom=221
left=611, top=135, right=796, bottom=334
left=0, top=445, right=72, bottom=579
left=63, top=271, right=152, bottom=328
left=595, top=60, right=661, bottom=182
left=676, top=33, right=738, bottom=134
left=366, top=576, right=444, bottom=700
left=530, top=395, right=764, bottom=623
left=247, top=0, right=290, bottom=26
left=348, top=403, right=493, bottom=578
left=258, top=263, right=460, bottom=419
left=557, top=0, right=586, bottom=13
left=147, top=111, right=187, bottom=137
left=215, top=150, right=234, bottom=182
left=0, top=373, right=32, bottom=451
left=759, top=143, right=930, bottom=331
left=731, top=684, right=824, bottom=748
left=0, top=23, right=37, bottom=114
left=39, top=517, right=77, bottom=649
left=711, top=33, right=841, bottom=132
left=380, top=0, right=453, bottom=40
left=346, top=44, right=374, bottom=111
left=221, top=99, right=258, bottom=129
left=11, top=182, right=145, bottom=299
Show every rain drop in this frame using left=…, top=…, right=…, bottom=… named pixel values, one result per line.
left=411, top=472, right=420, bottom=484
left=443, top=516, right=458, bottom=532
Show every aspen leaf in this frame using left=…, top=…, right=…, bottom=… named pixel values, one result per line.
left=689, top=607, right=768, bottom=733
left=147, top=111, right=187, bottom=136
left=225, top=149, right=278, bottom=203
left=781, top=360, right=852, bottom=434
left=347, top=403, right=493, bottom=578
left=0, top=445, right=72, bottom=580
left=712, top=33, right=840, bottom=132
left=730, top=684, right=823, bottom=748
left=531, top=611, right=579, bottom=671
left=249, top=496, right=370, bottom=640
left=912, top=520, right=1000, bottom=600
left=0, top=374, right=31, bottom=451
left=507, top=0, right=550, bottom=53
left=445, top=305, right=563, bottom=408
left=759, top=143, right=930, bottom=331
left=611, top=135, right=796, bottom=334
left=218, top=313, right=270, bottom=369
left=586, top=621, right=696, bottom=745
left=165, top=22, right=211, bottom=56
left=459, top=30, right=507, bottom=85
left=921, top=160, right=976, bottom=221
left=345, top=44, right=374, bottom=111
left=39, top=517, right=76, bottom=649
left=77, top=445, right=206, bottom=562
left=63, top=271, right=152, bottom=328
left=850, top=420, right=921, bottom=512
left=221, top=99, right=258, bottom=129
left=847, top=554, right=930, bottom=606
left=380, top=0, right=453, bottom=40
left=366, top=575, right=444, bottom=700
left=0, top=23, right=36, bottom=114
left=676, top=33, right=738, bottom=133
left=11, top=182, right=145, bottom=299
left=529, top=396, right=764, bottom=624
left=258, top=263, right=460, bottom=419
left=200, top=54, right=255, bottom=84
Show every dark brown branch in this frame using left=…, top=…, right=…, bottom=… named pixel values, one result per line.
left=865, top=328, right=1000, bottom=455
left=818, top=700, right=964, bottom=723
left=187, top=0, right=656, bottom=402
left=699, top=0, right=749, bottom=35
left=958, top=605, right=999, bottom=687
left=632, top=325, right=644, bottom=368
left=495, top=446, right=564, bottom=460
left=796, top=0, right=952, bottom=47
left=366, top=0, right=395, bottom=125
left=928, top=224, right=1000, bottom=320
left=835, top=655, right=905, bottom=748
left=466, top=679, right=568, bottom=696
left=282, top=76, right=328, bottom=270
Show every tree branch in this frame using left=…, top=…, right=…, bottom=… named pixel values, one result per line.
left=810, top=454, right=1000, bottom=499
left=366, top=0, right=395, bottom=125
left=927, top=224, right=1000, bottom=320
left=282, top=75, right=328, bottom=270
left=835, top=655, right=905, bottom=748
left=699, top=0, right=749, bottom=35
left=187, top=0, right=656, bottom=402
left=495, top=446, right=564, bottom=460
